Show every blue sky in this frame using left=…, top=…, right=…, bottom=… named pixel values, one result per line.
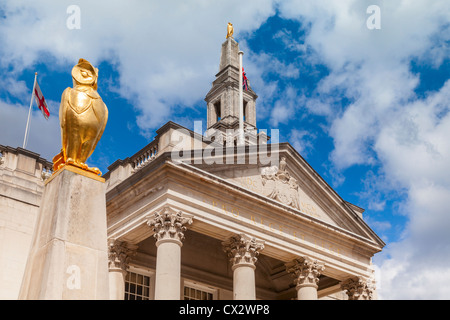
left=1, top=1, right=449, bottom=299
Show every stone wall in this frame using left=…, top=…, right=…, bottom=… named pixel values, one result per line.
left=0, top=145, right=52, bottom=299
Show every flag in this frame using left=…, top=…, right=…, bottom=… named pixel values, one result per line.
left=242, top=67, right=248, bottom=91
left=33, top=79, right=50, bottom=119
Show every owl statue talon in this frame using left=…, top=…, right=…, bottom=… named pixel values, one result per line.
left=89, top=167, right=102, bottom=176
left=54, top=58, right=108, bottom=177
left=79, top=162, right=89, bottom=170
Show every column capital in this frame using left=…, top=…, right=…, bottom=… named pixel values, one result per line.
left=108, top=239, right=138, bottom=274
left=222, top=234, right=265, bottom=270
left=146, top=207, right=193, bottom=246
left=285, top=256, right=325, bottom=289
left=341, top=277, right=374, bottom=300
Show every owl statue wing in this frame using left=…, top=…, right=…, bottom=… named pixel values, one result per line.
left=59, top=87, right=71, bottom=155
left=87, top=101, right=108, bottom=160
left=100, top=104, right=108, bottom=137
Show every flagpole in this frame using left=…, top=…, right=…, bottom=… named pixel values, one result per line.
left=23, top=72, right=37, bottom=149
left=238, top=50, right=244, bottom=146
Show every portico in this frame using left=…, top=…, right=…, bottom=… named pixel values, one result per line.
left=104, top=141, right=383, bottom=300
left=102, top=32, right=384, bottom=301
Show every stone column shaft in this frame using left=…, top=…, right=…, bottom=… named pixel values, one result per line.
left=233, top=264, right=256, bottom=299
left=147, top=207, right=192, bottom=300
left=109, top=269, right=127, bottom=300
left=154, top=240, right=181, bottom=299
left=108, top=239, right=137, bottom=300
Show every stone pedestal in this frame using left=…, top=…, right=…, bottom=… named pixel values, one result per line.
left=18, top=165, right=109, bottom=300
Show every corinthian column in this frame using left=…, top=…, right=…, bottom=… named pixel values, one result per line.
left=108, top=239, right=137, bottom=300
left=341, top=277, right=374, bottom=300
left=286, top=256, right=325, bottom=300
left=147, top=207, right=193, bottom=300
left=222, top=234, right=264, bottom=300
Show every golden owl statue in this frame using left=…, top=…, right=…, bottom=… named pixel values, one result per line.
left=52, top=58, right=108, bottom=176
left=226, top=22, right=234, bottom=39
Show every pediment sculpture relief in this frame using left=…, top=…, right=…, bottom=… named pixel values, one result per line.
left=260, top=157, right=301, bottom=210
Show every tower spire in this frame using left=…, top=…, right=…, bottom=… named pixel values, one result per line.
left=204, top=25, right=258, bottom=145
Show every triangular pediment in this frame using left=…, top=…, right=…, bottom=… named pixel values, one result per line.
left=190, top=143, right=383, bottom=247
left=105, top=120, right=384, bottom=249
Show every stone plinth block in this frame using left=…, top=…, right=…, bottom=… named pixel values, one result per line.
left=19, top=166, right=109, bottom=300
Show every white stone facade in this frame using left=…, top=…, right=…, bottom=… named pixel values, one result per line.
left=104, top=137, right=384, bottom=300
left=0, top=146, right=52, bottom=299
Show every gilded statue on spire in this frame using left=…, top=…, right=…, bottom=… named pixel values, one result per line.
left=226, top=22, right=234, bottom=39
left=52, top=58, right=108, bottom=176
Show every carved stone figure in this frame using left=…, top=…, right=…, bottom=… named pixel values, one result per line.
left=52, top=59, right=108, bottom=175
left=261, top=158, right=300, bottom=210
left=279, top=156, right=287, bottom=172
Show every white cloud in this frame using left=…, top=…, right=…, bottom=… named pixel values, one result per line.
left=269, top=86, right=304, bottom=126
left=273, top=29, right=307, bottom=53
left=0, top=99, right=60, bottom=159
left=0, top=77, right=29, bottom=99
left=289, top=128, right=316, bottom=158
